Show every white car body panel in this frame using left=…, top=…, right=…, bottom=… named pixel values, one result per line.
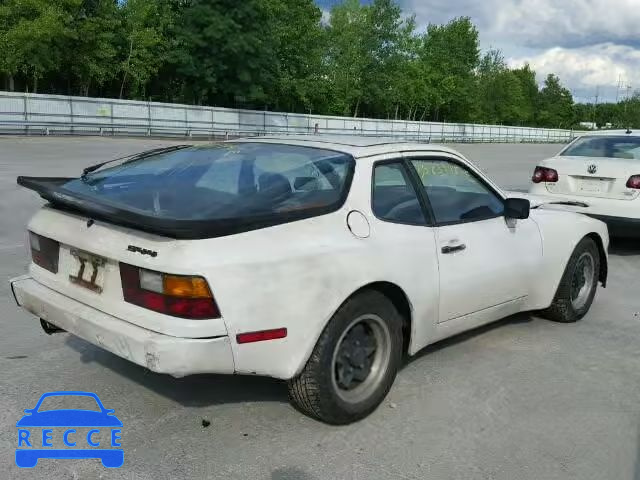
left=11, top=136, right=610, bottom=380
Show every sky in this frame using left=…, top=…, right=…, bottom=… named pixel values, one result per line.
left=315, top=0, right=640, bottom=103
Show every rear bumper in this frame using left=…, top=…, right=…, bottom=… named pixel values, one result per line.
left=588, top=215, right=640, bottom=238
left=10, top=276, right=235, bottom=377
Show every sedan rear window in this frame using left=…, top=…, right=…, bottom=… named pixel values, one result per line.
left=561, top=136, right=640, bottom=159
left=62, top=143, right=354, bottom=224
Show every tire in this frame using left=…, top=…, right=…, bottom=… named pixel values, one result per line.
left=541, top=237, right=600, bottom=323
left=287, top=290, right=403, bottom=425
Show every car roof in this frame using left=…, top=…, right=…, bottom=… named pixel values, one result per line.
left=231, top=135, right=463, bottom=159
left=575, top=129, right=640, bottom=138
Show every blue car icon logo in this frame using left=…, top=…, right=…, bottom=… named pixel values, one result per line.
left=16, top=391, right=123, bottom=468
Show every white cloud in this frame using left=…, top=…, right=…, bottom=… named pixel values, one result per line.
left=401, top=0, right=640, bottom=49
left=398, top=0, right=640, bottom=101
left=321, top=9, right=331, bottom=26
left=509, top=43, right=640, bottom=98
left=491, top=0, right=640, bottom=48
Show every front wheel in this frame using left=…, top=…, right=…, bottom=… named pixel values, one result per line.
left=541, top=237, right=600, bottom=323
left=287, top=290, right=403, bottom=425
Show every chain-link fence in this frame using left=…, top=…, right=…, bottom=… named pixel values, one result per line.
left=0, top=91, right=575, bottom=143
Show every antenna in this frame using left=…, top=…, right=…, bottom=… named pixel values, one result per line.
left=624, top=84, right=633, bottom=132
left=592, top=86, right=599, bottom=127
left=616, top=75, right=623, bottom=103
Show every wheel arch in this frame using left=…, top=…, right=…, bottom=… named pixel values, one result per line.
left=339, top=281, right=414, bottom=356
left=586, top=232, right=608, bottom=287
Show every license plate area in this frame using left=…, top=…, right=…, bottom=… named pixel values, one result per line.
left=69, top=249, right=106, bottom=293
left=578, top=178, right=604, bottom=193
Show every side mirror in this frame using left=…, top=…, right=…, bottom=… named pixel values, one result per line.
left=504, top=198, right=530, bottom=220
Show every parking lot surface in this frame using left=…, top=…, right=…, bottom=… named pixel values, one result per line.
left=1, top=137, right=639, bottom=480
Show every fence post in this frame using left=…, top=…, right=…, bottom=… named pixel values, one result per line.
left=69, top=97, right=74, bottom=135
left=23, top=93, right=28, bottom=135
left=184, top=106, right=188, bottom=137
left=214, top=107, right=216, bottom=139
left=110, top=102, right=114, bottom=136
left=147, top=101, right=152, bottom=136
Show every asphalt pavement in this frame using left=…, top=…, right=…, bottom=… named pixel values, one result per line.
left=1, top=137, right=639, bottom=480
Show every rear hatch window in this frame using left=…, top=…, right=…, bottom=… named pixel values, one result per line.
left=21, top=143, right=354, bottom=238
left=561, top=136, right=640, bottom=159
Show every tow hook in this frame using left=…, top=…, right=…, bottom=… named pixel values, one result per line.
left=40, top=319, right=65, bottom=335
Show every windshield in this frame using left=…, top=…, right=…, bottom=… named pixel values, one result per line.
left=62, top=143, right=354, bottom=223
left=561, top=136, right=640, bottom=159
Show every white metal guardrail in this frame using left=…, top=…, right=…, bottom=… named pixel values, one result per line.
left=0, top=91, right=575, bottom=143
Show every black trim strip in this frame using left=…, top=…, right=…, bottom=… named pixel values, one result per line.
left=370, top=158, right=432, bottom=227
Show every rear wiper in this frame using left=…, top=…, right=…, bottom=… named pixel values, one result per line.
left=532, top=201, right=589, bottom=209
left=81, top=145, right=192, bottom=181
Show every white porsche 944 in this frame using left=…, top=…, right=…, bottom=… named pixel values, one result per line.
left=529, top=130, right=640, bottom=237
left=11, top=136, right=609, bottom=424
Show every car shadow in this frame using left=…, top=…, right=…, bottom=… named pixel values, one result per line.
left=404, top=312, right=534, bottom=366
left=65, top=313, right=537, bottom=408
left=64, top=336, right=288, bottom=407
left=270, top=467, right=317, bottom=480
left=609, top=238, right=640, bottom=257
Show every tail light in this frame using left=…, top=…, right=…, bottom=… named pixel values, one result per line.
left=29, top=232, right=60, bottom=273
left=119, top=263, right=220, bottom=319
left=532, top=166, right=559, bottom=183
left=626, top=175, right=640, bottom=189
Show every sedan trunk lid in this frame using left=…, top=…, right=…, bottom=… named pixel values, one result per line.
left=545, top=156, right=640, bottom=200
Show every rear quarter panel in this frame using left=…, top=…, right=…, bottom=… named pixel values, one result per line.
left=202, top=157, right=438, bottom=380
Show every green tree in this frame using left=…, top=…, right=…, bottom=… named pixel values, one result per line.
left=474, top=49, right=528, bottom=125
left=167, top=0, right=280, bottom=106
left=0, top=0, right=78, bottom=92
left=536, top=74, right=574, bottom=128
left=420, top=17, right=480, bottom=122
left=511, top=63, right=538, bottom=125
left=324, top=0, right=370, bottom=116
left=262, top=0, right=325, bottom=113
left=362, top=0, right=416, bottom=119
left=66, top=0, right=120, bottom=96
left=118, top=0, right=172, bottom=99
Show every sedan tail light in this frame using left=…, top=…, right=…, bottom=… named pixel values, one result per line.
left=119, top=263, right=220, bottom=319
left=626, top=175, right=640, bottom=189
left=29, top=232, right=60, bottom=273
left=532, top=166, right=559, bottom=183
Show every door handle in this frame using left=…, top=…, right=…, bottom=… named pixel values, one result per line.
left=441, top=243, right=466, bottom=254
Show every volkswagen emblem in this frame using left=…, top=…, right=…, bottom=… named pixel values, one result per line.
left=587, top=164, right=597, bottom=174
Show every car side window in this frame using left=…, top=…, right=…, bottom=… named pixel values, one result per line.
left=410, top=159, right=504, bottom=224
left=372, top=162, right=426, bottom=225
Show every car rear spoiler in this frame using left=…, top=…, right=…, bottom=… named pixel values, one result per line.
left=16, top=176, right=338, bottom=240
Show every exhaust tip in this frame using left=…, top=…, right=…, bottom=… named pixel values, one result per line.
left=40, top=319, right=65, bottom=335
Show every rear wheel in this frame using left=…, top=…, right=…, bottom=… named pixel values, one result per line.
left=541, top=237, right=600, bottom=323
left=287, top=290, right=403, bottom=425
